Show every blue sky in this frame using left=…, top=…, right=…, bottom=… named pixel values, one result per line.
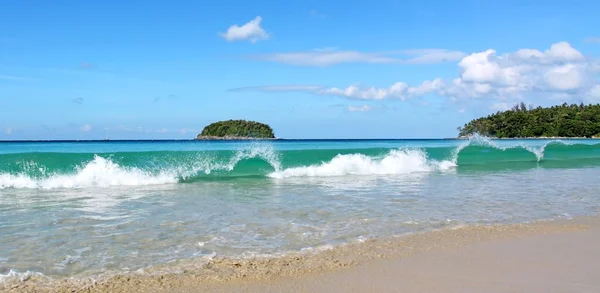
left=1, top=0, right=599, bottom=139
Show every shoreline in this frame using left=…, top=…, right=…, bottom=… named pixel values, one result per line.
left=4, top=216, right=597, bottom=292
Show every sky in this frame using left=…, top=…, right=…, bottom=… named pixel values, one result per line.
left=1, top=0, right=599, bottom=140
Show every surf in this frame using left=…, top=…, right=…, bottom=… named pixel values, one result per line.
left=268, top=149, right=455, bottom=178
left=1, top=138, right=600, bottom=189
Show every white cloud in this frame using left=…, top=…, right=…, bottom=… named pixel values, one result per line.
left=252, top=50, right=398, bottom=67
left=347, top=105, right=372, bottom=112
left=586, top=37, right=600, bottom=44
left=250, top=49, right=465, bottom=67
left=588, top=85, right=600, bottom=103
left=545, top=42, right=585, bottom=62
left=80, top=124, right=92, bottom=132
left=3, top=127, right=13, bottom=135
left=236, top=80, right=443, bottom=100
left=445, top=41, right=596, bottom=101
left=236, top=42, right=600, bottom=105
left=156, top=128, right=169, bottom=133
left=220, top=16, right=269, bottom=43
left=511, top=42, right=584, bottom=64
left=320, top=79, right=444, bottom=100
left=544, top=64, right=584, bottom=90
left=402, top=49, right=466, bottom=64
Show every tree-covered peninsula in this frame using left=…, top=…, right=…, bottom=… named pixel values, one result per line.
left=196, top=120, right=276, bottom=140
left=458, top=103, right=600, bottom=138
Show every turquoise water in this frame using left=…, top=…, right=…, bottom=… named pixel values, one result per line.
left=1, top=137, right=600, bottom=282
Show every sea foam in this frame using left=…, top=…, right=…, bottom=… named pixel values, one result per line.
left=268, top=149, right=455, bottom=178
left=0, top=155, right=179, bottom=189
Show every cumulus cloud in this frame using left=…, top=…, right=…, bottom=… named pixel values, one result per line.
left=220, top=16, right=269, bottom=43
left=443, top=41, right=594, bottom=101
left=347, top=105, right=372, bottom=112
left=249, top=48, right=465, bottom=67
left=235, top=42, right=600, bottom=105
left=80, top=124, right=92, bottom=132
left=544, top=64, right=583, bottom=91
left=3, top=127, right=13, bottom=135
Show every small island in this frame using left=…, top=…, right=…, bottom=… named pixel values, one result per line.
left=458, top=103, right=600, bottom=138
left=196, top=119, right=276, bottom=140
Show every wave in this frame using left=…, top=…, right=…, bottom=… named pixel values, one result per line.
left=0, top=144, right=282, bottom=189
left=268, top=149, right=455, bottom=178
left=0, top=138, right=599, bottom=189
left=0, top=156, right=179, bottom=189
left=452, top=134, right=570, bottom=162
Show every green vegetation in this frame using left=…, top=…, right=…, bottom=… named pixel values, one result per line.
left=198, top=120, right=275, bottom=139
left=458, top=103, right=600, bottom=138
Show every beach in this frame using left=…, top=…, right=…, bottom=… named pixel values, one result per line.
left=4, top=216, right=599, bottom=292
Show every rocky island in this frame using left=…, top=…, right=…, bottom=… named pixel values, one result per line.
left=196, top=119, right=276, bottom=140
left=458, top=103, right=600, bottom=138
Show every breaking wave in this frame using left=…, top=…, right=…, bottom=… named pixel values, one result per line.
left=268, top=149, right=455, bottom=178
left=0, top=137, right=599, bottom=189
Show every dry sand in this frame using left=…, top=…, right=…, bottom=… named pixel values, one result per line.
left=4, top=217, right=600, bottom=293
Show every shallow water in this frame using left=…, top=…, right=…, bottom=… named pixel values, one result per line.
left=1, top=137, right=599, bottom=281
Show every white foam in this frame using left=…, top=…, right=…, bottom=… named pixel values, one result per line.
left=0, top=269, right=48, bottom=285
left=0, top=155, right=178, bottom=190
left=269, top=149, right=454, bottom=178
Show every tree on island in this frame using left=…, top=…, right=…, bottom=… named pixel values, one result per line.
left=458, top=103, right=600, bottom=138
left=197, top=120, right=275, bottom=139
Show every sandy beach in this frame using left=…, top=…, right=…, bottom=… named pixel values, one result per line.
left=4, top=216, right=599, bottom=293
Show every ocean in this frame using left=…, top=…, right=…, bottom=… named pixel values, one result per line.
left=1, top=136, right=600, bottom=284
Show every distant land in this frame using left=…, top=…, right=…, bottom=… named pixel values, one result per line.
left=458, top=103, right=600, bottom=138
left=196, top=120, right=276, bottom=140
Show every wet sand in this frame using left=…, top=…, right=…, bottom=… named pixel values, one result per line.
left=4, top=218, right=600, bottom=292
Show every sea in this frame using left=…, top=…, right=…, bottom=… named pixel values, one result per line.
left=1, top=136, right=600, bottom=284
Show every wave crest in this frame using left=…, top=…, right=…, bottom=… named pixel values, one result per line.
left=268, top=149, right=455, bottom=178
left=0, top=143, right=282, bottom=189
left=0, top=155, right=179, bottom=189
